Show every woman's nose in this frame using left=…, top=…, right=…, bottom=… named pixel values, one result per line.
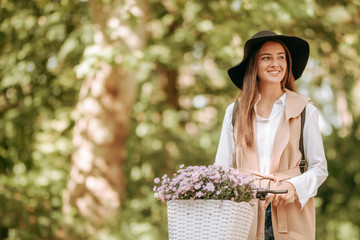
left=270, top=58, right=280, bottom=66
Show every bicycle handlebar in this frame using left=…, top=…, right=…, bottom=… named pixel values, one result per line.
left=255, top=189, right=288, bottom=200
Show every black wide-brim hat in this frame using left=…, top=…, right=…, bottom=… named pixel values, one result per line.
left=228, top=31, right=310, bottom=89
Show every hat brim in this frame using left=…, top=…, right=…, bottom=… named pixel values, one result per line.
left=228, top=33, right=309, bottom=89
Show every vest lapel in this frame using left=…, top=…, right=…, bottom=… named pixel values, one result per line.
left=270, top=113, right=289, bottom=173
left=269, top=89, right=310, bottom=173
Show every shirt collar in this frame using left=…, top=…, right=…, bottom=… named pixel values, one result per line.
left=255, top=92, right=287, bottom=107
left=254, top=92, right=287, bottom=121
left=277, top=92, right=287, bottom=107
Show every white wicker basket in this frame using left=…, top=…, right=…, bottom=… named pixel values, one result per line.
left=167, top=200, right=253, bottom=240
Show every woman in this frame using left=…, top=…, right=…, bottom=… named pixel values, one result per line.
left=215, top=31, right=328, bottom=240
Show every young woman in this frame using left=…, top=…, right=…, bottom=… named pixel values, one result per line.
left=215, top=31, right=328, bottom=240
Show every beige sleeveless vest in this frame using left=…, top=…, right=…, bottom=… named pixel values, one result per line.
left=234, top=89, right=315, bottom=240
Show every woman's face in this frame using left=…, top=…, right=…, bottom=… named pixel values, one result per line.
left=257, top=41, right=287, bottom=87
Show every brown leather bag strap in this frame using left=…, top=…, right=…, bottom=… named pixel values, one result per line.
left=299, top=106, right=307, bottom=173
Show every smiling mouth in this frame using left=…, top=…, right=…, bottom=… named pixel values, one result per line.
left=268, top=71, right=281, bottom=74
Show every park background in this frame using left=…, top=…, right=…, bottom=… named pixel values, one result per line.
left=1, top=0, right=360, bottom=239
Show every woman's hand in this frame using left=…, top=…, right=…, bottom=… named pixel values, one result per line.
left=263, top=181, right=297, bottom=210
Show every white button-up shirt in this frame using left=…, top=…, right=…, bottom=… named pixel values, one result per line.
left=215, top=93, right=328, bottom=208
left=254, top=94, right=286, bottom=174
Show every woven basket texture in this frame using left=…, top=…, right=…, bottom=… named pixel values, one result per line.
left=167, top=200, right=253, bottom=240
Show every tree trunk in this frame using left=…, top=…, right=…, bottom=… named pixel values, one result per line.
left=63, top=0, right=148, bottom=229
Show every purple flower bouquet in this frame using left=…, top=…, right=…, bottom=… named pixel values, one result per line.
left=154, top=164, right=256, bottom=240
left=153, top=164, right=256, bottom=203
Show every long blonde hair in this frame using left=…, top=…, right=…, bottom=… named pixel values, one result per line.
left=234, top=40, right=295, bottom=148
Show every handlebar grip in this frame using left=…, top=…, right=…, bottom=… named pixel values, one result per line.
left=256, top=189, right=288, bottom=194
left=255, top=189, right=288, bottom=200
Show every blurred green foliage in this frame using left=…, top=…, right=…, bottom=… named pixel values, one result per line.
left=0, top=0, right=91, bottom=238
left=1, top=0, right=360, bottom=239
